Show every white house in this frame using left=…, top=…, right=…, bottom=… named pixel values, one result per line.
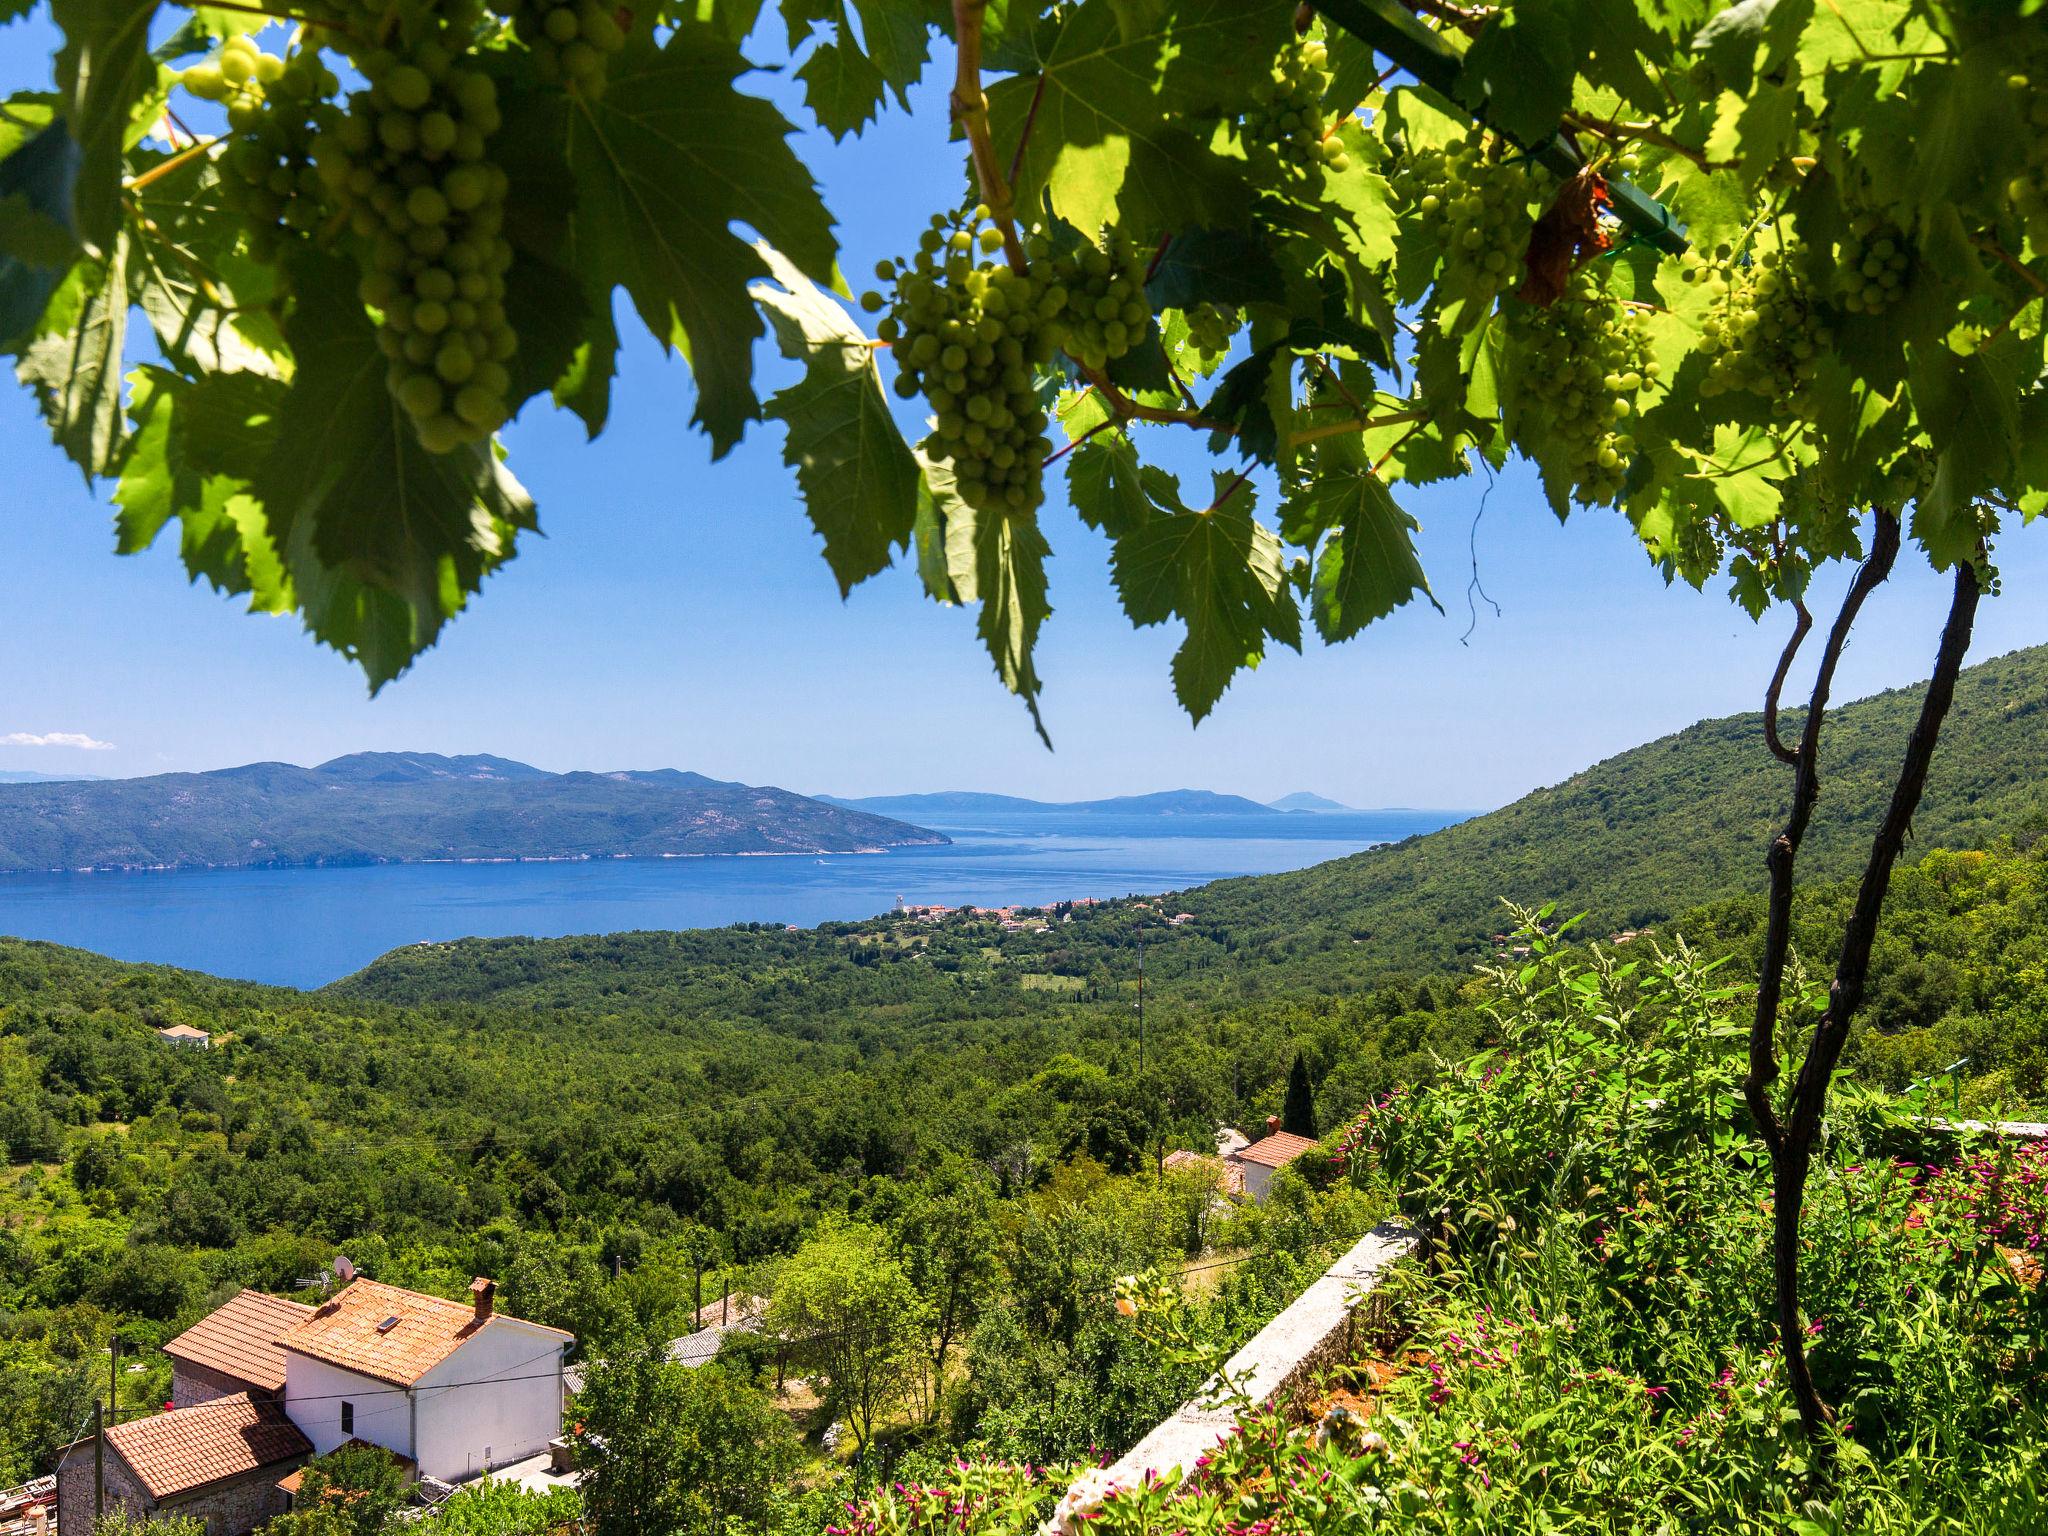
left=1226, top=1123, right=1320, bottom=1203
left=281, top=1276, right=574, bottom=1484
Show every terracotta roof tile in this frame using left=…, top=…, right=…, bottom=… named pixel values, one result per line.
left=282, top=1278, right=568, bottom=1388
left=165, top=1290, right=314, bottom=1395
left=105, top=1394, right=309, bottom=1500
left=1234, top=1131, right=1320, bottom=1169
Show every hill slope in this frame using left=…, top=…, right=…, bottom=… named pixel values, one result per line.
left=340, top=644, right=2048, bottom=1009
left=1176, top=643, right=2048, bottom=975
left=0, top=752, right=947, bottom=872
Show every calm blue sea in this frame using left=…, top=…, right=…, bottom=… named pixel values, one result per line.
left=0, top=808, right=1468, bottom=988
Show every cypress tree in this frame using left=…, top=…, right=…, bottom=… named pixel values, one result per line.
left=1282, top=1052, right=1316, bottom=1137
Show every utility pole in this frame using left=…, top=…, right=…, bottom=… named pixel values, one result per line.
left=1134, top=922, right=1145, bottom=1075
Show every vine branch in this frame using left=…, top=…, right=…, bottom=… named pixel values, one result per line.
left=950, top=0, right=1028, bottom=275
left=1762, top=599, right=1812, bottom=767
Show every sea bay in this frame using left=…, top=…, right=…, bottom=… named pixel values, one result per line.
left=0, top=808, right=1466, bottom=988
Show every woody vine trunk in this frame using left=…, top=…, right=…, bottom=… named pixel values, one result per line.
left=1741, top=510, right=1983, bottom=1440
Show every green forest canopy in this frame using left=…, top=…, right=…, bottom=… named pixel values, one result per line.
left=1, top=0, right=2042, bottom=724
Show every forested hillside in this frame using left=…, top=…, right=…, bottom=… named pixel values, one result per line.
left=346, top=645, right=2048, bottom=1010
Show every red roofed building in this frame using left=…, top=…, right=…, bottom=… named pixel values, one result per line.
left=280, top=1276, right=573, bottom=1482
left=54, top=1392, right=310, bottom=1536
left=1227, top=1129, right=1320, bottom=1202
left=165, top=1288, right=314, bottom=1406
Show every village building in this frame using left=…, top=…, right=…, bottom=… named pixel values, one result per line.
left=54, top=1392, right=310, bottom=1536
left=1225, top=1120, right=1320, bottom=1202
left=58, top=1275, right=574, bottom=1536
left=155, top=1024, right=211, bottom=1048
left=280, top=1276, right=573, bottom=1482
left=165, top=1288, right=313, bottom=1406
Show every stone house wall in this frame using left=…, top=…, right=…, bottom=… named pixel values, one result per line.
left=171, top=1360, right=265, bottom=1409
left=55, top=1443, right=304, bottom=1536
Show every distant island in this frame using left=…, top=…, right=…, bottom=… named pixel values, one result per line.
left=0, top=752, right=947, bottom=873
left=0, top=769, right=106, bottom=785
left=1266, top=791, right=1355, bottom=812
left=824, top=788, right=1283, bottom=818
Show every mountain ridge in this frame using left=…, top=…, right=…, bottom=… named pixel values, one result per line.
left=825, top=788, right=1287, bottom=817
left=0, top=753, right=946, bottom=873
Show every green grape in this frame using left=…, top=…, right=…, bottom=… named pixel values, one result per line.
left=1689, top=246, right=1830, bottom=420
left=874, top=208, right=1059, bottom=515
left=311, top=39, right=517, bottom=453
left=197, top=41, right=340, bottom=261
left=1389, top=128, right=1550, bottom=310
left=508, top=0, right=631, bottom=97
left=1239, top=36, right=1348, bottom=178
left=1045, top=232, right=1150, bottom=373
left=1506, top=286, right=1656, bottom=507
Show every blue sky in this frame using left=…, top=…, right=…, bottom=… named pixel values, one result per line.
left=3, top=15, right=2043, bottom=809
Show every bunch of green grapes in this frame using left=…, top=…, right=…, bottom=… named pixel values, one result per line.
left=304, top=0, right=488, bottom=51
left=1508, top=293, right=1655, bottom=506
left=194, top=46, right=342, bottom=259
left=1812, top=210, right=1910, bottom=315
left=311, top=43, right=516, bottom=453
left=1045, top=234, right=1149, bottom=373
left=2003, top=70, right=2048, bottom=248
left=505, top=0, right=629, bottom=96
left=1183, top=302, right=1239, bottom=359
left=1687, top=247, right=1830, bottom=418
left=1240, top=37, right=1348, bottom=177
left=1389, top=130, right=1547, bottom=305
left=870, top=210, right=1059, bottom=512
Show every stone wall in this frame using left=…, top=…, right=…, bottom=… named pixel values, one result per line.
left=162, top=1465, right=303, bottom=1536
left=55, top=1443, right=304, bottom=1536
left=1047, top=1222, right=1418, bottom=1533
left=54, top=1443, right=151, bottom=1536
left=171, top=1360, right=263, bottom=1409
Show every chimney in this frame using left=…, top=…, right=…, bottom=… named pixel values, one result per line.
left=470, top=1276, right=496, bottom=1322
left=1266, top=1114, right=1281, bottom=1136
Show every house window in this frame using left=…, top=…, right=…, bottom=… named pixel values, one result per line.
left=340, top=1402, right=354, bottom=1436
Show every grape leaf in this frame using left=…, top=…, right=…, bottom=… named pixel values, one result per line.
left=751, top=244, right=919, bottom=596
left=987, top=0, right=1293, bottom=238
left=1455, top=0, right=1579, bottom=147
left=1066, top=430, right=1149, bottom=539
left=516, top=22, right=839, bottom=456
left=0, top=116, right=79, bottom=347
left=14, top=230, right=126, bottom=478
left=252, top=252, right=536, bottom=690
left=925, top=452, right=1053, bottom=744
left=50, top=0, right=159, bottom=255
left=1109, top=468, right=1300, bottom=721
left=1145, top=229, right=1286, bottom=312
left=794, top=0, right=932, bottom=138
left=1280, top=467, right=1435, bottom=642
left=115, top=366, right=293, bottom=613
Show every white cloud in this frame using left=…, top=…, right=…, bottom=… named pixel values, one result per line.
left=0, top=731, right=116, bottom=750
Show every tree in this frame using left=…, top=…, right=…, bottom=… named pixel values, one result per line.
left=766, top=1223, right=926, bottom=1447
left=1281, top=1052, right=1316, bottom=1138
left=576, top=1347, right=799, bottom=1536
left=892, top=1164, right=1000, bottom=1420
left=270, top=1444, right=410, bottom=1536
